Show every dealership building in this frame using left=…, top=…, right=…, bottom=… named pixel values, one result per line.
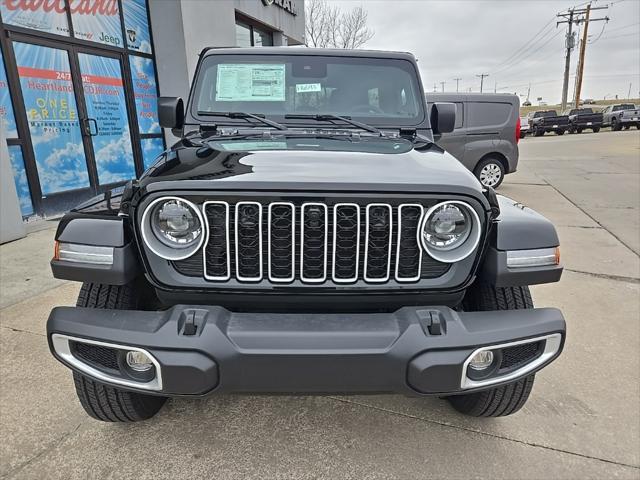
left=0, top=0, right=304, bottom=239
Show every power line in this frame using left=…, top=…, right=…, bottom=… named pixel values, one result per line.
left=490, top=24, right=559, bottom=76
left=489, top=16, right=557, bottom=73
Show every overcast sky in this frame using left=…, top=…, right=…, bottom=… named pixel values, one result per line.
left=331, top=0, right=640, bottom=104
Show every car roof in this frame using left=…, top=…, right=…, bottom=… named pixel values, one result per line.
left=200, top=46, right=417, bottom=61
left=426, top=92, right=519, bottom=103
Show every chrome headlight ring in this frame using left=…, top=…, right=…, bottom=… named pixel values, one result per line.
left=418, top=200, right=482, bottom=263
left=140, top=196, right=207, bottom=261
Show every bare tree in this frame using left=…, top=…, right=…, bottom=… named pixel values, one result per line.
left=305, top=0, right=374, bottom=49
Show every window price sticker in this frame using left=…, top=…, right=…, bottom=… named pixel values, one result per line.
left=216, top=64, right=285, bottom=102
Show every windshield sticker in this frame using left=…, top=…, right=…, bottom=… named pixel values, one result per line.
left=296, top=83, right=322, bottom=93
left=215, top=64, right=285, bottom=102
left=217, top=141, right=288, bottom=151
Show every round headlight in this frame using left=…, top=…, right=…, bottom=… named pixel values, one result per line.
left=141, top=197, right=206, bottom=261
left=423, top=203, right=471, bottom=251
left=419, top=201, right=481, bottom=263
left=151, top=199, right=202, bottom=248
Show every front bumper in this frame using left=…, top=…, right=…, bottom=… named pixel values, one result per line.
left=47, top=305, right=565, bottom=397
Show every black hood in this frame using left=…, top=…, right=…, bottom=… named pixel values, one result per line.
left=138, top=137, right=484, bottom=200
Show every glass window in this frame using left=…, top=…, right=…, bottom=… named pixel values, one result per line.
left=468, top=102, right=512, bottom=128
left=235, top=19, right=273, bottom=47
left=253, top=27, right=273, bottom=47
left=7, top=145, right=34, bottom=217
left=79, top=53, right=135, bottom=184
left=235, top=22, right=252, bottom=47
left=194, top=55, right=424, bottom=126
left=13, top=41, right=90, bottom=194
left=141, top=137, right=165, bottom=170
left=0, top=1, right=70, bottom=36
left=1, top=46, right=18, bottom=138
left=123, top=0, right=152, bottom=54
left=129, top=55, right=160, bottom=134
left=70, top=0, right=123, bottom=47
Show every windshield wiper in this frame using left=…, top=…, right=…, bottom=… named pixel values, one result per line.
left=197, top=111, right=287, bottom=130
left=284, top=114, right=381, bottom=134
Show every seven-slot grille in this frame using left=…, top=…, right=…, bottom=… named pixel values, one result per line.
left=173, top=200, right=451, bottom=284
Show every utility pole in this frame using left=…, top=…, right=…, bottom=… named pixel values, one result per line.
left=574, top=4, right=590, bottom=107
left=440, top=81, right=446, bottom=92
left=628, top=83, right=633, bottom=99
left=558, top=7, right=575, bottom=112
left=476, top=73, right=489, bottom=93
left=453, top=77, right=462, bottom=93
left=433, top=83, right=437, bottom=93
left=558, top=3, right=610, bottom=110
left=494, top=80, right=497, bottom=93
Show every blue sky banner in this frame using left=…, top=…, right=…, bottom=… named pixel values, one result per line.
left=13, top=42, right=90, bottom=195
left=0, top=47, right=17, bottom=138
left=69, top=0, right=123, bottom=47
left=129, top=55, right=160, bottom=134
left=79, top=53, right=135, bottom=184
left=141, top=137, right=164, bottom=170
left=8, top=145, right=34, bottom=217
left=0, top=0, right=70, bottom=36
left=123, top=0, right=152, bottom=54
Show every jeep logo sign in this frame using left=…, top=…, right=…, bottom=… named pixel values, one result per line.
left=261, top=0, right=298, bottom=16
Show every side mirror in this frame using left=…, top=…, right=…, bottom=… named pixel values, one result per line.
left=158, top=97, right=184, bottom=129
left=430, top=102, right=456, bottom=134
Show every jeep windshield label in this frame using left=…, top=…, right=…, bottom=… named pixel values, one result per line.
left=215, top=64, right=285, bottom=102
left=296, top=83, right=322, bottom=93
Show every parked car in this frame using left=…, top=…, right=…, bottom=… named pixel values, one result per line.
left=522, top=100, right=532, bottom=107
left=601, top=104, right=640, bottom=130
left=565, top=108, right=603, bottom=133
left=528, top=110, right=570, bottom=136
left=519, top=116, right=530, bottom=138
left=583, top=98, right=596, bottom=105
left=47, top=48, right=565, bottom=423
left=427, top=93, right=520, bottom=188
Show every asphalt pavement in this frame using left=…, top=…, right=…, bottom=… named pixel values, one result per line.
left=1, top=128, right=638, bottom=479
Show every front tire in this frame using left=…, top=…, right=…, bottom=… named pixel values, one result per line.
left=72, top=282, right=167, bottom=422
left=445, top=285, right=537, bottom=417
left=556, top=129, right=565, bottom=135
left=474, top=158, right=505, bottom=189
left=593, top=126, right=600, bottom=133
left=612, top=117, right=622, bottom=131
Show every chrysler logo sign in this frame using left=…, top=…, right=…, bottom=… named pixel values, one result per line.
left=261, top=0, right=297, bottom=16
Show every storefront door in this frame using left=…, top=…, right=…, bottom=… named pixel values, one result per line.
left=11, top=36, right=136, bottom=215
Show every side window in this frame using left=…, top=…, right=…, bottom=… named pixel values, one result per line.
left=467, top=102, right=511, bottom=128
left=612, top=105, right=621, bottom=112
left=454, top=102, right=464, bottom=129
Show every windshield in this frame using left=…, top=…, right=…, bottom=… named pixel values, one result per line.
left=191, top=54, right=425, bottom=127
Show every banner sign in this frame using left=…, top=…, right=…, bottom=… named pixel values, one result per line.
left=69, top=0, right=123, bottom=47
left=0, top=48, right=18, bottom=138
left=0, top=0, right=70, bottom=36
left=123, top=0, right=152, bottom=54
left=13, top=41, right=89, bottom=195
left=1, top=0, right=126, bottom=47
left=8, top=145, right=34, bottom=217
left=78, top=53, right=135, bottom=184
left=129, top=55, right=160, bottom=133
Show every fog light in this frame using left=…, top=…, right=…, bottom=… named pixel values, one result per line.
left=469, top=350, right=494, bottom=371
left=126, top=351, right=153, bottom=372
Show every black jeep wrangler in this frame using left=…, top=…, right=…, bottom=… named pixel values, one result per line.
left=47, top=48, right=565, bottom=422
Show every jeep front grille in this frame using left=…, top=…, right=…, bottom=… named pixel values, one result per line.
left=173, top=200, right=451, bottom=284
